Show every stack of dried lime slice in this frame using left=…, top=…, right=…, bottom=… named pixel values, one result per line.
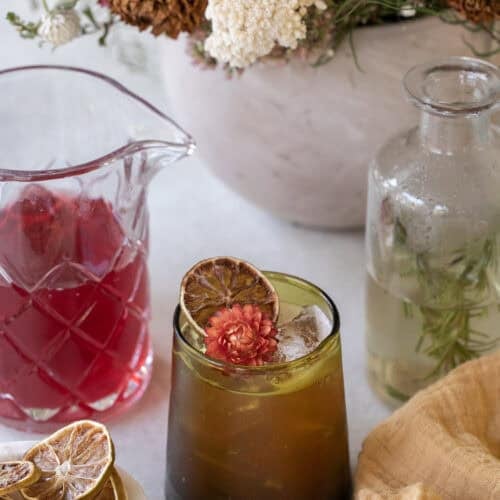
left=0, top=421, right=126, bottom=500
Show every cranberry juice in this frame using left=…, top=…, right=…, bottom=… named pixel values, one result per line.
left=0, top=186, right=151, bottom=429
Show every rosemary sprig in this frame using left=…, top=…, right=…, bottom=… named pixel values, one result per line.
left=81, top=7, right=117, bottom=46
left=395, top=219, right=499, bottom=377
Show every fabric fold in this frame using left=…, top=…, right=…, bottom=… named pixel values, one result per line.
left=355, top=352, right=500, bottom=499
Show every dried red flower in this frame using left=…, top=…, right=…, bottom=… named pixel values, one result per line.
left=204, top=304, right=278, bottom=366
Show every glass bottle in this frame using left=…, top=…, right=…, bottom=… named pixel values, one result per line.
left=365, top=57, right=500, bottom=406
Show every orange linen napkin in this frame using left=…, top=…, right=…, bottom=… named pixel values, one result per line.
left=355, top=351, right=500, bottom=499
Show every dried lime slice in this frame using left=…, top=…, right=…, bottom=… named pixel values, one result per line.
left=94, top=469, right=127, bottom=500
left=180, top=257, right=279, bottom=330
left=0, top=462, right=39, bottom=497
left=21, top=420, right=114, bottom=500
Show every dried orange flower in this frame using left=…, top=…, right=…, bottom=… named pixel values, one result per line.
left=204, top=304, right=278, bottom=366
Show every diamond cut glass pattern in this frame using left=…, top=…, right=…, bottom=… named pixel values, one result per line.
left=0, top=66, right=194, bottom=430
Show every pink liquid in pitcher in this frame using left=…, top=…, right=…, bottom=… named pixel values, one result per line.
left=0, top=186, right=152, bottom=430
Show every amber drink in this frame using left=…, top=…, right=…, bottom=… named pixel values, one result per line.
left=167, top=271, right=351, bottom=499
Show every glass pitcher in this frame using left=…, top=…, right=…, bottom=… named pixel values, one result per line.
left=0, top=66, right=194, bottom=431
left=365, top=57, right=500, bottom=406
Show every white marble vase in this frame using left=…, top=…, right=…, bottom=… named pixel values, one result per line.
left=160, top=18, right=491, bottom=229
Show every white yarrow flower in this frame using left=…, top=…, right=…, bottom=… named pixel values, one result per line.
left=39, top=9, right=81, bottom=47
left=205, top=0, right=327, bottom=68
left=399, top=3, right=417, bottom=17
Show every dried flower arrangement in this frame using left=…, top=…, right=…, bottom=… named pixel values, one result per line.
left=6, top=0, right=500, bottom=72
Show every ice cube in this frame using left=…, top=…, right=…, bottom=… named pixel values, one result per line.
left=274, top=305, right=332, bottom=362
left=277, top=302, right=304, bottom=325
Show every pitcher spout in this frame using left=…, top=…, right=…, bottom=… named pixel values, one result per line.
left=137, top=135, right=196, bottom=184
left=118, top=80, right=197, bottom=180
left=144, top=134, right=196, bottom=166
left=0, top=66, right=195, bottom=183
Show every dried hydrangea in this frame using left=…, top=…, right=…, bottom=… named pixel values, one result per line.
left=38, top=9, right=81, bottom=47
left=204, top=0, right=327, bottom=68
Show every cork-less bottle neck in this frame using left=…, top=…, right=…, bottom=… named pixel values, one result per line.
left=419, top=111, right=491, bottom=154
left=404, top=57, right=499, bottom=154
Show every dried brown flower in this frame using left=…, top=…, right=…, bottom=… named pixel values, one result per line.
left=448, top=0, right=500, bottom=24
left=108, top=0, right=208, bottom=38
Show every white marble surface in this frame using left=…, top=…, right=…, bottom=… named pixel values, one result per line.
left=0, top=3, right=391, bottom=498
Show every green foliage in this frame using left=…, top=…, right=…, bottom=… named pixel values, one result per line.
left=81, top=6, right=116, bottom=46
left=6, top=12, right=40, bottom=39
left=302, top=0, right=445, bottom=67
left=395, top=220, right=499, bottom=377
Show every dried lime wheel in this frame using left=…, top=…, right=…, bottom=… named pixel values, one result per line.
left=21, top=420, right=114, bottom=500
left=94, top=469, right=127, bottom=500
left=0, top=461, right=39, bottom=497
left=180, top=257, right=279, bottom=329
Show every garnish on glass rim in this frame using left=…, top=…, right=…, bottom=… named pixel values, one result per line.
left=180, top=256, right=279, bottom=332
left=204, top=304, right=278, bottom=366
